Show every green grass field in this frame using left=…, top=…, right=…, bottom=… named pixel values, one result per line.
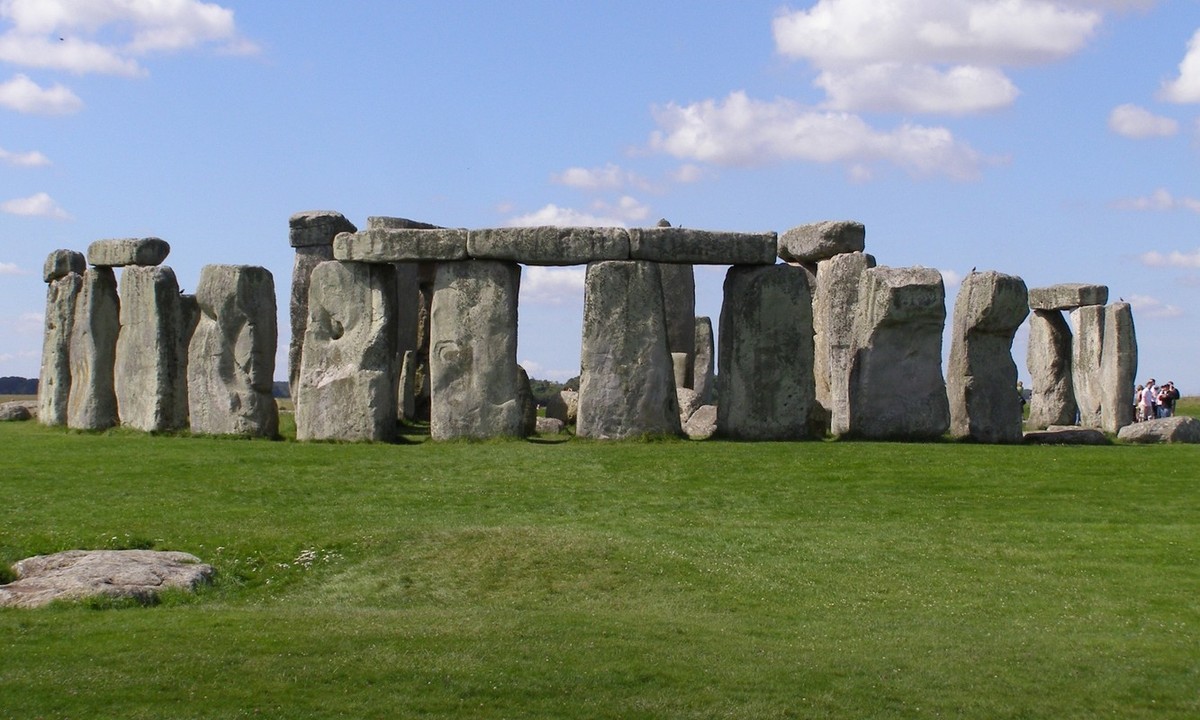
left=2, top=417, right=1199, bottom=718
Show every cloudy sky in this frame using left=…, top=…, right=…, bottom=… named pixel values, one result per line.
left=1, top=0, right=1197, bottom=391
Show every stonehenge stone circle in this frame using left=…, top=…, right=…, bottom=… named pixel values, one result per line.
left=778, top=221, right=866, bottom=264
left=295, top=261, right=398, bottom=442
left=68, top=267, right=120, bottom=430
left=86, top=237, right=170, bottom=268
left=1028, top=283, right=1108, bottom=311
left=1026, top=309, right=1077, bottom=429
left=817, top=251, right=876, bottom=436
left=847, top=266, right=949, bottom=440
left=429, top=260, right=526, bottom=440
left=38, top=255, right=84, bottom=426
left=692, top=316, right=715, bottom=404
left=717, top=264, right=815, bottom=440
left=115, top=265, right=191, bottom=432
left=947, top=271, right=1029, bottom=443
left=187, top=264, right=279, bottom=437
left=1069, top=304, right=1106, bottom=428
left=577, top=260, right=682, bottom=439
left=1099, top=302, right=1137, bottom=433
left=289, top=211, right=357, bottom=399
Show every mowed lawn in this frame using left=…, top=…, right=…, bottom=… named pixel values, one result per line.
left=1, top=419, right=1199, bottom=719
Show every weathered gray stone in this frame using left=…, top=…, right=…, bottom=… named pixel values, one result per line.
left=660, top=263, right=696, bottom=366
left=517, top=365, right=537, bottom=438
left=846, top=266, right=949, bottom=440
left=1028, top=283, right=1108, bottom=311
left=947, top=271, right=1029, bottom=443
left=1099, top=303, right=1137, bottom=434
left=817, top=252, right=877, bottom=435
left=114, top=266, right=189, bottom=432
left=671, top=352, right=692, bottom=390
left=628, top=227, right=777, bottom=265
left=86, top=238, right=170, bottom=267
left=187, top=265, right=278, bottom=437
left=1117, top=416, right=1200, bottom=444
left=429, top=260, right=525, bottom=440
left=684, top=404, right=718, bottom=440
left=717, top=264, right=815, bottom=440
left=366, top=216, right=441, bottom=231
left=545, top=389, right=578, bottom=425
left=42, top=249, right=85, bottom=282
left=1026, top=310, right=1076, bottom=429
left=692, top=316, right=715, bottom=404
left=536, top=416, right=565, bottom=434
left=1023, top=426, right=1110, bottom=445
left=334, top=227, right=469, bottom=263
left=67, top=267, right=120, bottom=430
left=577, top=261, right=682, bottom=439
left=0, top=550, right=212, bottom=609
left=778, top=221, right=866, bottom=264
left=1069, top=305, right=1105, bottom=429
left=295, top=261, right=398, bottom=442
left=467, top=226, right=629, bottom=265
left=398, top=350, right=417, bottom=421
left=38, top=271, right=83, bottom=426
left=290, top=210, right=357, bottom=248
left=677, top=387, right=702, bottom=423
left=0, top=401, right=32, bottom=421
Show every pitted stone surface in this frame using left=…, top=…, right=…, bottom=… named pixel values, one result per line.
left=295, top=261, right=398, bottom=442
left=778, top=221, right=866, bottom=263
left=334, top=228, right=469, bottom=263
left=42, top=249, right=85, bottom=282
left=68, top=267, right=120, bottom=430
left=846, top=266, right=949, bottom=440
left=1028, top=283, right=1108, bottom=311
left=536, top=417, right=565, bottom=434
left=366, top=216, right=441, bottom=231
left=1117, top=416, right=1200, bottom=444
left=289, top=210, right=357, bottom=248
left=467, top=226, right=629, bottom=265
left=115, top=266, right=190, bottom=432
left=0, top=550, right=212, bottom=609
left=577, top=261, right=682, bottom=439
left=684, top=404, right=717, bottom=440
left=817, top=252, right=876, bottom=435
left=717, top=264, right=815, bottom=440
left=546, top=389, right=579, bottom=425
left=1099, top=302, right=1137, bottom=434
left=1026, top=310, right=1076, bottom=429
left=0, top=401, right=32, bottom=421
left=947, top=271, right=1029, bottom=443
left=660, top=263, right=696, bottom=365
left=1070, top=305, right=1105, bottom=429
left=692, top=316, right=715, bottom=404
left=1023, top=427, right=1110, bottom=445
left=188, top=265, right=278, bottom=437
left=86, top=238, right=170, bottom=267
left=517, top=365, right=537, bottom=438
left=628, top=227, right=778, bottom=265
left=38, top=271, right=83, bottom=426
left=429, top=260, right=526, bottom=440
left=677, top=387, right=702, bottom=423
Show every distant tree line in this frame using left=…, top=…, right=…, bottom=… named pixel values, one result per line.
left=0, top=376, right=38, bottom=394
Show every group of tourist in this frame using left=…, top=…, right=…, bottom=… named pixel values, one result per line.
left=1133, top=378, right=1180, bottom=422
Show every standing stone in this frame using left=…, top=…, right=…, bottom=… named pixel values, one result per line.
left=692, top=316, right=715, bottom=404
left=517, top=365, right=537, bottom=438
left=660, top=262, right=696, bottom=374
left=398, top=350, right=417, bottom=421
left=717, top=264, right=815, bottom=440
left=1069, top=305, right=1105, bottom=429
left=68, top=268, right=120, bottom=430
left=846, top=267, right=949, bottom=440
left=429, top=260, right=525, bottom=440
left=1099, top=302, right=1137, bottom=434
left=817, top=252, right=877, bottom=435
left=577, top=261, right=682, bottom=439
left=295, top=261, right=398, bottom=442
left=671, top=352, right=692, bottom=390
left=38, top=253, right=85, bottom=426
left=288, top=211, right=357, bottom=400
left=187, top=265, right=278, bottom=437
left=545, top=389, right=578, bottom=425
left=1026, top=310, right=1077, bottom=429
left=947, top=271, right=1030, bottom=443
left=115, top=266, right=189, bottom=432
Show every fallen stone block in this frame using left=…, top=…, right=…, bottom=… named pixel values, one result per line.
left=0, top=550, right=213, bottom=609
left=0, top=401, right=33, bottom=421
left=546, top=389, right=579, bottom=425
left=536, top=416, right=565, bottom=435
left=1117, top=416, right=1200, bottom=444
left=1023, top=427, right=1110, bottom=445
left=684, top=404, right=717, bottom=440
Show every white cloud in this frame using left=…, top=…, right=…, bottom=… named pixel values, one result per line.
left=519, top=266, right=586, bottom=306
left=1114, top=188, right=1200, bottom=212
left=648, top=91, right=988, bottom=179
left=506, top=204, right=629, bottom=228
left=772, top=0, right=1102, bottom=114
left=1159, top=28, right=1200, bottom=103
left=0, top=73, right=82, bottom=114
left=0, top=146, right=49, bottom=166
left=1, top=191, right=70, bottom=218
left=553, top=163, right=625, bottom=191
left=1139, top=247, right=1200, bottom=268
left=670, top=163, right=710, bottom=184
left=1107, top=103, right=1179, bottom=137
left=1126, top=293, right=1184, bottom=318
left=940, top=268, right=963, bottom=288
left=0, top=261, right=29, bottom=275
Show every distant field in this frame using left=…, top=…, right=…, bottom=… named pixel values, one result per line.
left=2, top=421, right=1198, bottom=718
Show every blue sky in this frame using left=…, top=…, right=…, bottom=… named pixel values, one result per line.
left=1, top=0, right=1198, bottom=392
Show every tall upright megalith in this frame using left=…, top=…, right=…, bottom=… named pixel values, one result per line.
left=947, top=271, right=1029, bottom=443
left=817, top=251, right=876, bottom=436
left=717, top=264, right=815, bottom=440
left=847, top=266, right=949, bottom=440
left=295, top=261, right=398, bottom=442
left=115, top=265, right=190, bottom=432
left=429, top=260, right=525, bottom=440
left=577, top=260, right=682, bottom=439
left=289, top=211, right=357, bottom=400
left=692, top=316, right=715, bottom=404
left=1099, top=302, right=1137, bottom=434
left=1070, top=304, right=1106, bottom=429
left=187, top=265, right=279, bottom=437
left=38, top=250, right=86, bottom=426
left=67, top=267, right=120, bottom=430
left=1026, top=310, right=1076, bottom=429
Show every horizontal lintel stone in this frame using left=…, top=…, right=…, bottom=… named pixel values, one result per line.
left=86, top=238, right=170, bottom=268
left=628, top=227, right=778, bottom=265
left=333, top=228, right=469, bottom=263
left=467, top=226, right=629, bottom=265
left=289, top=211, right=357, bottom=248
left=43, top=249, right=85, bottom=282
left=1027, top=283, right=1109, bottom=311
left=778, top=220, right=866, bottom=263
